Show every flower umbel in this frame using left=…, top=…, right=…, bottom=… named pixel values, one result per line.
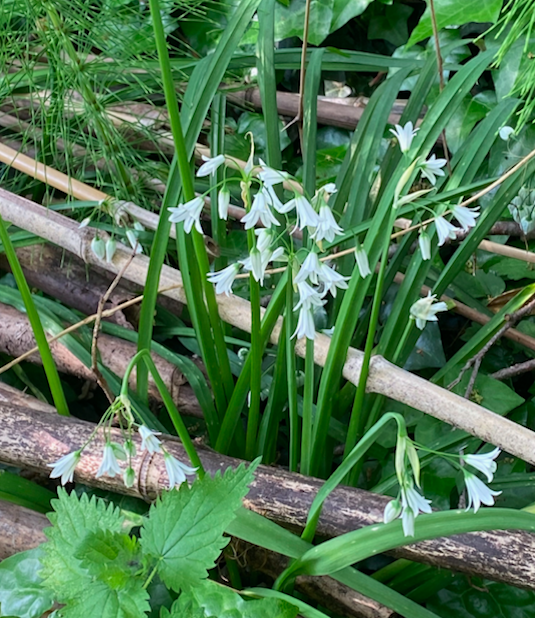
left=410, top=292, right=448, bottom=330
left=48, top=450, right=81, bottom=485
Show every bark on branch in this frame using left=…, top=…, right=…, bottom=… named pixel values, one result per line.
left=1, top=383, right=535, bottom=591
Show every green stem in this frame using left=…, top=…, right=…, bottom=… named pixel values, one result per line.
left=285, top=268, right=299, bottom=472
left=300, top=338, right=315, bottom=476
left=302, top=413, right=405, bottom=543
left=0, top=217, right=69, bottom=415
left=121, top=350, right=204, bottom=475
left=343, top=225, right=392, bottom=467
left=246, top=270, right=262, bottom=459
left=215, top=272, right=287, bottom=454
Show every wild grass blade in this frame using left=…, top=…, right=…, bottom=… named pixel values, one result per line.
left=0, top=218, right=69, bottom=416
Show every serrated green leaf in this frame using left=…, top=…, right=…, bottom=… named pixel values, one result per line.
left=59, top=580, right=149, bottom=618
left=0, top=547, right=54, bottom=618
left=169, top=581, right=298, bottom=618
left=75, top=530, right=142, bottom=589
left=140, top=463, right=257, bottom=592
left=408, top=0, right=503, bottom=46
left=41, top=489, right=125, bottom=602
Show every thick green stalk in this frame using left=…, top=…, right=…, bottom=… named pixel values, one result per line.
left=0, top=217, right=69, bottom=416
left=215, top=273, right=287, bottom=454
left=245, top=269, right=262, bottom=460
left=300, top=338, right=315, bottom=475
left=344, top=227, right=391, bottom=465
left=285, top=268, right=299, bottom=472
left=121, top=350, right=204, bottom=475
left=143, top=0, right=233, bottom=412
left=302, top=413, right=404, bottom=543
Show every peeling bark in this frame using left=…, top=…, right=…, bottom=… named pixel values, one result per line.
left=0, top=384, right=534, bottom=591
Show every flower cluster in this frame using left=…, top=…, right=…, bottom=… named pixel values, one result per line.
left=169, top=152, right=349, bottom=341
left=384, top=438, right=501, bottom=537
left=47, top=395, right=197, bottom=489
left=83, top=200, right=147, bottom=263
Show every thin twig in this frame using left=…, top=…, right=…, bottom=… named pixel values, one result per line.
left=90, top=249, right=137, bottom=403
left=448, top=294, right=535, bottom=397
left=282, top=0, right=312, bottom=133
left=0, top=284, right=180, bottom=377
left=491, top=358, right=535, bottom=381
left=428, top=0, right=452, bottom=173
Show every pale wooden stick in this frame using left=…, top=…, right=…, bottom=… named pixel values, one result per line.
left=2, top=187, right=535, bottom=466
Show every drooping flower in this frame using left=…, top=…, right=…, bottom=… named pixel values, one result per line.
left=462, top=447, right=500, bottom=483
left=79, top=216, right=91, bottom=229
left=257, top=160, right=289, bottom=186
left=418, top=230, right=431, bottom=261
left=47, top=450, right=81, bottom=485
left=126, top=229, right=143, bottom=254
left=318, top=263, right=349, bottom=297
left=399, top=482, right=432, bottom=537
left=464, top=472, right=501, bottom=513
left=452, top=205, right=480, bottom=231
left=420, top=154, right=447, bottom=186
left=402, top=506, right=415, bottom=537
left=410, top=292, right=448, bottom=330
left=383, top=499, right=402, bottom=524
left=105, top=238, right=117, bottom=264
left=138, top=425, right=162, bottom=454
left=123, top=467, right=136, bottom=488
left=241, top=189, right=280, bottom=229
left=280, top=194, right=320, bottom=230
left=355, top=245, right=371, bottom=278
left=168, top=197, right=205, bottom=234
left=91, top=237, right=106, bottom=261
left=294, top=251, right=323, bottom=285
left=294, top=281, right=326, bottom=312
left=96, top=442, right=122, bottom=479
left=196, top=154, right=225, bottom=177
left=499, top=126, right=514, bottom=141
left=293, top=306, right=317, bottom=340
left=240, top=246, right=286, bottom=286
left=218, top=187, right=230, bottom=220
left=312, top=204, right=344, bottom=244
left=255, top=227, right=274, bottom=253
left=163, top=452, right=198, bottom=488
left=321, top=182, right=337, bottom=195
left=435, top=216, right=459, bottom=246
left=207, top=263, right=241, bottom=296
left=390, top=121, right=419, bottom=153
left=263, top=183, right=287, bottom=214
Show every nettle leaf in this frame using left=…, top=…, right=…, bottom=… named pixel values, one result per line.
left=75, top=529, right=142, bottom=589
left=140, top=463, right=257, bottom=592
left=0, top=547, right=54, bottom=618
left=41, top=489, right=125, bottom=601
left=168, top=580, right=299, bottom=618
left=408, top=0, right=503, bottom=46
left=59, top=581, right=150, bottom=618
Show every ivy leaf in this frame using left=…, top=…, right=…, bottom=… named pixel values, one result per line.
left=0, top=547, right=54, bottom=618
left=408, top=0, right=503, bottom=46
left=40, top=489, right=125, bottom=602
left=140, top=463, right=257, bottom=592
left=75, top=529, right=143, bottom=589
left=167, top=580, right=299, bottom=618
